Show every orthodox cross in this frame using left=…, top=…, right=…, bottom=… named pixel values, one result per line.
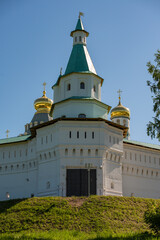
left=117, top=89, right=122, bottom=100
left=43, top=82, right=46, bottom=91
left=6, top=129, right=10, bottom=138
left=43, top=82, right=46, bottom=96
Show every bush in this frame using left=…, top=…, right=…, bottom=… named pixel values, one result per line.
left=144, top=205, right=160, bottom=234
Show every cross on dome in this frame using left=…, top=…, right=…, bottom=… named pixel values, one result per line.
left=117, top=89, right=122, bottom=105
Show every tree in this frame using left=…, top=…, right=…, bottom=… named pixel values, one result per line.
left=147, top=50, right=160, bottom=140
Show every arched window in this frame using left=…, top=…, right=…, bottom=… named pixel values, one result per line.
left=117, top=119, right=120, bottom=124
left=80, top=149, right=83, bottom=156
left=65, top=149, right=68, bottom=156
left=80, top=82, right=85, bottom=89
left=46, top=181, right=50, bottom=189
left=123, top=119, right=126, bottom=126
left=111, top=182, right=114, bottom=189
left=79, top=36, right=81, bottom=42
left=93, top=85, right=96, bottom=92
left=75, top=36, right=77, bottom=42
left=67, top=83, right=71, bottom=91
left=78, top=114, right=86, bottom=118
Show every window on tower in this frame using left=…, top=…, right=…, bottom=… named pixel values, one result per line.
left=93, top=85, right=96, bottom=92
left=79, top=36, right=81, bottom=42
left=75, top=36, right=77, bottom=42
left=117, top=119, right=120, bottom=124
left=80, top=82, right=85, bottom=89
left=67, top=83, right=71, bottom=91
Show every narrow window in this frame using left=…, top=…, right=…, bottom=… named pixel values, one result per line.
left=130, top=152, right=132, bottom=160
left=49, top=152, right=51, bottom=158
left=88, top=149, right=91, bottom=156
left=80, top=82, right=85, bottom=89
left=67, top=83, right=71, bottom=91
left=11, top=165, right=13, bottom=170
left=93, top=85, right=96, bottom=92
left=54, top=151, right=56, bottom=157
left=80, top=149, right=83, bottom=156
left=79, top=36, right=81, bottom=42
left=73, top=149, right=76, bottom=155
left=111, top=182, right=114, bottom=189
left=85, top=132, right=87, bottom=139
left=123, top=119, right=126, bottom=126
left=17, top=164, right=19, bottom=169
left=92, top=132, right=94, bottom=139
left=46, top=181, right=50, bottom=189
left=65, top=149, right=68, bottom=156
left=75, top=36, right=77, bottom=42
left=95, top=149, right=98, bottom=156
left=117, top=119, right=120, bottom=124
left=69, top=131, right=71, bottom=138
left=77, top=131, right=79, bottom=139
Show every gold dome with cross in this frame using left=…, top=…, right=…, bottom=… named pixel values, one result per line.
left=110, top=90, right=130, bottom=120
left=34, top=82, right=53, bottom=114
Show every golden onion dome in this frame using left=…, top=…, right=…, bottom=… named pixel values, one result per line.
left=34, top=83, right=53, bottom=114
left=111, top=96, right=130, bottom=120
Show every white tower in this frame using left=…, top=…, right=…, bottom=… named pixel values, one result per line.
left=51, top=14, right=111, bottom=119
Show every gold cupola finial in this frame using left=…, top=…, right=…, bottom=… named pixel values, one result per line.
left=43, top=82, right=46, bottom=96
left=34, top=82, right=53, bottom=114
left=117, top=89, right=122, bottom=105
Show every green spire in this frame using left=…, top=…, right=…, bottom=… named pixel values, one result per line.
left=75, top=18, right=84, bottom=31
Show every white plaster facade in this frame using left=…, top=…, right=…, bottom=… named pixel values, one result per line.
left=0, top=16, right=160, bottom=201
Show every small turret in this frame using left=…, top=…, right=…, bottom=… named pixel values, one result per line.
left=25, top=83, right=53, bottom=134
left=110, top=90, right=130, bottom=139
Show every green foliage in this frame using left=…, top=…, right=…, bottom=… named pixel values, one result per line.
left=144, top=204, right=160, bottom=234
left=147, top=50, right=160, bottom=140
left=0, top=196, right=160, bottom=237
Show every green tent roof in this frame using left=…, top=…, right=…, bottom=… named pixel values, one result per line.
left=65, top=44, right=96, bottom=75
left=75, top=18, right=84, bottom=30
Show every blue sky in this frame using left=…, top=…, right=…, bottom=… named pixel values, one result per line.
left=0, top=0, right=160, bottom=144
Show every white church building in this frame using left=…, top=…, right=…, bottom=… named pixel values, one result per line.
left=0, top=15, right=160, bottom=201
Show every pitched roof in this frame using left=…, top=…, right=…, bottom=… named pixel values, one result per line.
left=0, top=135, right=31, bottom=145
left=65, top=44, right=96, bottom=75
left=123, top=139, right=160, bottom=151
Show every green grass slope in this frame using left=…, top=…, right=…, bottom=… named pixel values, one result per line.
left=0, top=196, right=159, bottom=235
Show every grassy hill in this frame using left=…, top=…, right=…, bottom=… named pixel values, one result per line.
left=0, top=195, right=160, bottom=239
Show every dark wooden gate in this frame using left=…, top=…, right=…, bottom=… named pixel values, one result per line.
left=66, top=169, right=96, bottom=196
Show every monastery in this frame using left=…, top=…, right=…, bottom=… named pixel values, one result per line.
left=0, top=15, right=160, bottom=201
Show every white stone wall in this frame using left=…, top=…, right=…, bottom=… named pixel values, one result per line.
left=0, top=139, right=37, bottom=201
left=122, top=143, right=160, bottom=198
